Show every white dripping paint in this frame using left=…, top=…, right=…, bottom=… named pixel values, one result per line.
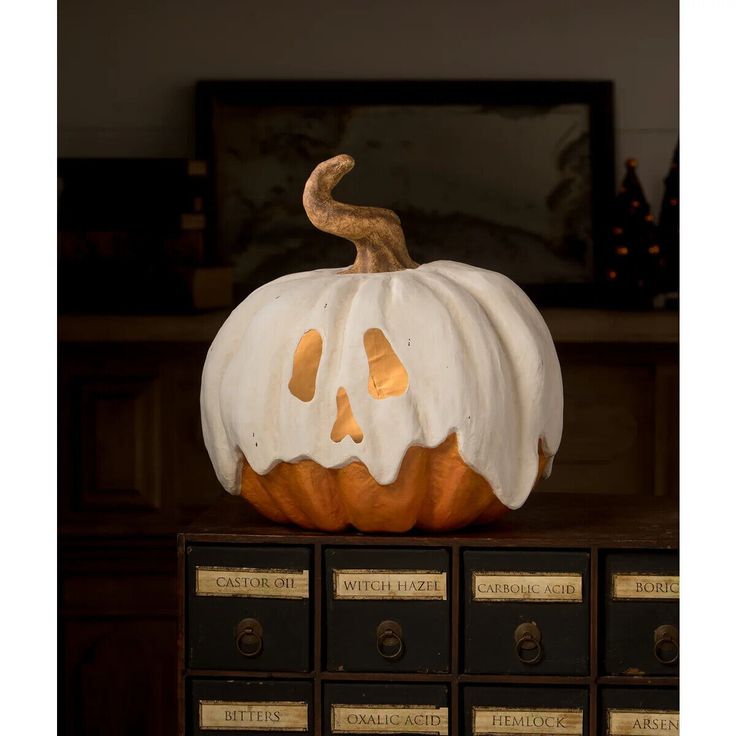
left=200, top=259, right=563, bottom=511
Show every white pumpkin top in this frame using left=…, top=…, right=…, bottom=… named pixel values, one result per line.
left=201, top=259, right=563, bottom=510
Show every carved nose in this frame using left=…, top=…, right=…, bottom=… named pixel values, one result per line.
left=330, top=387, right=364, bottom=443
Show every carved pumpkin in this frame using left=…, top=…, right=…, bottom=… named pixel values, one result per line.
left=201, top=154, right=563, bottom=532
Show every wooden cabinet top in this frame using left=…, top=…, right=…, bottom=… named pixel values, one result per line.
left=182, top=492, right=678, bottom=549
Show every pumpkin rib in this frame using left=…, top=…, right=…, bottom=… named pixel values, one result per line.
left=428, top=262, right=562, bottom=504
left=417, top=434, right=507, bottom=530
left=409, top=268, right=526, bottom=502
left=272, top=461, right=349, bottom=532
left=461, top=439, right=549, bottom=526
left=400, top=268, right=527, bottom=507
left=471, top=498, right=510, bottom=526
left=243, top=456, right=353, bottom=532
left=240, top=464, right=291, bottom=524
left=247, top=463, right=318, bottom=529
left=332, top=443, right=429, bottom=532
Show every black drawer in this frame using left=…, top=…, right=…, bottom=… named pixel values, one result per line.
left=598, top=688, right=678, bottom=736
left=463, top=686, right=589, bottom=736
left=190, top=679, right=313, bottom=735
left=324, top=682, right=449, bottom=736
left=187, top=545, right=311, bottom=671
left=603, top=551, right=679, bottom=676
left=463, top=550, right=590, bottom=674
left=324, top=547, right=450, bottom=672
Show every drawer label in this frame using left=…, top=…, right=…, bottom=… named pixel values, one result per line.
left=332, top=569, right=447, bottom=600
left=198, top=700, right=309, bottom=731
left=195, top=566, right=309, bottom=599
left=331, top=704, right=449, bottom=734
left=608, top=709, right=679, bottom=735
left=472, top=707, right=584, bottom=735
left=472, top=572, right=583, bottom=602
left=611, top=574, right=679, bottom=600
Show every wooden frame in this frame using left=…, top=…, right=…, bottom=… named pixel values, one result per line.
left=195, top=80, right=615, bottom=307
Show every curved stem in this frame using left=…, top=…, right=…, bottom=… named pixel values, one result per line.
left=302, top=154, right=418, bottom=273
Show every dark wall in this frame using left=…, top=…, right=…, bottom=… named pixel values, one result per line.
left=59, top=0, right=678, bottom=204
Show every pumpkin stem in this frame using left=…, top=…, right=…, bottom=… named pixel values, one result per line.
left=303, top=154, right=418, bottom=274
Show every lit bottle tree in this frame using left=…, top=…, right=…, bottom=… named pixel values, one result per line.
left=656, top=144, right=679, bottom=299
left=607, top=158, right=660, bottom=303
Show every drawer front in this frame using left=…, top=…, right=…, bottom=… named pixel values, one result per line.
left=463, top=550, right=590, bottom=674
left=603, top=552, right=679, bottom=676
left=324, top=547, right=450, bottom=672
left=188, top=545, right=311, bottom=671
left=598, top=688, right=679, bottom=736
left=190, top=679, right=313, bottom=735
left=463, top=686, right=589, bottom=736
left=324, top=682, right=449, bottom=736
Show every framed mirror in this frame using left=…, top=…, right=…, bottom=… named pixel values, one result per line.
left=196, top=80, right=614, bottom=305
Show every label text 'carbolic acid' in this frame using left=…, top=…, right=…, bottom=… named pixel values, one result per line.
left=472, top=573, right=583, bottom=602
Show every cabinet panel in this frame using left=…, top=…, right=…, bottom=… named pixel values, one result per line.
left=62, top=618, right=177, bottom=736
left=76, top=375, right=162, bottom=511
left=324, top=683, right=449, bottom=736
left=603, top=552, right=679, bottom=676
left=59, top=342, right=222, bottom=524
left=190, top=679, right=313, bottom=735
left=541, top=344, right=678, bottom=498
left=188, top=545, right=312, bottom=671
left=598, top=688, right=678, bottom=736
left=324, top=547, right=450, bottom=673
left=462, top=686, right=589, bottom=736
left=464, top=550, right=589, bottom=675
left=542, top=360, right=654, bottom=495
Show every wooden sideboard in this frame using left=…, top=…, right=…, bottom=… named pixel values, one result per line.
left=58, top=308, right=678, bottom=735
left=179, top=494, right=678, bottom=736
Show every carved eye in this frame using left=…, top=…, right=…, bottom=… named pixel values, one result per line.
left=288, top=329, right=323, bottom=402
left=363, top=328, right=409, bottom=399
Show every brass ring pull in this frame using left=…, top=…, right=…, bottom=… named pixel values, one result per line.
left=514, top=622, right=543, bottom=665
left=376, top=620, right=404, bottom=661
left=235, top=618, right=263, bottom=658
left=653, top=624, right=679, bottom=665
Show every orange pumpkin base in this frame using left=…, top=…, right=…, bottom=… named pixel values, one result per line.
left=241, top=434, right=549, bottom=533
